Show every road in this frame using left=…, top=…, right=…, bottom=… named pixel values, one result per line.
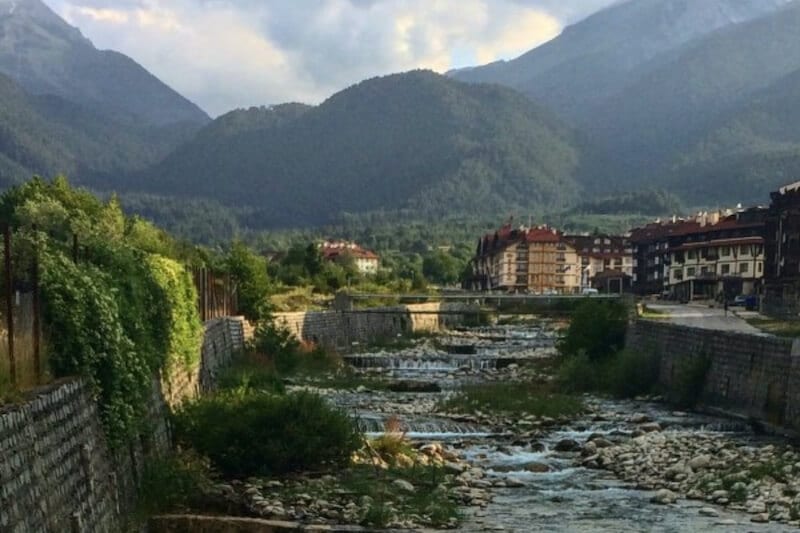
left=644, top=303, right=765, bottom=335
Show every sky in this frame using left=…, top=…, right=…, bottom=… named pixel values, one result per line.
left=47, top=0, right=618, bottom=116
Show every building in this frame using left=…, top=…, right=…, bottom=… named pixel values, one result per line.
left=764, top=181, right=800, bottom=315
left=320, top=241, right=380, bottom=275
left=564, top=234, right=634, bottom=293
left=630, top=209, right=766, bottom=300
left=470, top=224, right=581, bottom=293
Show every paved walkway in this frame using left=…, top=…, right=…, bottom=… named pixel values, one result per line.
left=644, top=303, right=765, bottom=335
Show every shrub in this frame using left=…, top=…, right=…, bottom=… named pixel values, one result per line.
left=252, top=322, right=301, bottom=373
left=558, top=299, right=629, bottom=362
left=217, top=353, right=285, bottom=394
left=605, top=349, right=661, bottom=398
left=137, top=452, right=213, bottom=515
left=173, top=391, right=361, bottom=477
left=671, top=355, right=711, bottom=408
left=558, top=349, right=661, bottom=399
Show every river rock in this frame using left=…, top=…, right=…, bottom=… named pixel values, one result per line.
left=688, top=454, right=712, bottom=470
left=555, top=439, right=580, bottom=452
left=651, top=489, right=678, bottom=505
left=639, top=422, right=662, bottom=433
left=699, top=507, right=719, bottom=517
left=392, top=479, right=415, bottom=493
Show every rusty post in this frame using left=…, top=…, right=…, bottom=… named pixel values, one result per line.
left=3, top=224, right=14, bottom=386
left=32, top=225, right=41, bottom=383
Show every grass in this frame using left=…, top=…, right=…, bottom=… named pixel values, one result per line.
left=640, top=304, right=670, bottom=320
left=270, top=286, right=331, bottom=312
left=745, top=317, right=800, bottom=338
left=439, top=381, right=584, bottom=418
left=340, top=464, right=460, bottom=528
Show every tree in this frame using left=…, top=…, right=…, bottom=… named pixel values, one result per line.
left=226, top=241, right=272, bottom=321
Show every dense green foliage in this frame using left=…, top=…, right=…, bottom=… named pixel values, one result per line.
left=670, top=355, right=711, bottom=408
left=558, top=299, right=629, bottom=362
left=137, top=452, right=213, bottom=516
left=558, top=349, right=661, bottom=399
left=0, top=177, right=203, bottom=445
left=225, top=241, right=272, bottom=321
left=173, top=391, right=361, bottom=477
left=570, top=190, right=682, bottom=216
left=138, top=70, right=583, bottom=227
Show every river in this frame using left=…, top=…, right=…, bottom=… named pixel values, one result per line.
left=318, top=321, right=798, bottom=532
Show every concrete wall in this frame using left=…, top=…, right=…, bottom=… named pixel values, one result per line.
left=0, top=317, right=249, bottom=533
left=273, top=302, right=471, bottom=350
left=626, top=320, right=800, bottom=430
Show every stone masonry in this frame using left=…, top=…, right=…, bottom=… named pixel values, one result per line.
left=0, top=317, right=249, bottom=533
left=626, top=320, right=800, bottom=431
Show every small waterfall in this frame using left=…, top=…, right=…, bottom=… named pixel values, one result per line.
left=345, top=355, right=499, bottom=372
left=356, top=413, right=489, bottom=437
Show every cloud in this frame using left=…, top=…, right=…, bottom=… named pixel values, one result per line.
left=49, top=0, right=617, bottom=116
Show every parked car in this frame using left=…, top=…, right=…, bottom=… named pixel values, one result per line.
left=731, top=295, right=748, bottom=307
left=581, top=288, right=599, bottom=296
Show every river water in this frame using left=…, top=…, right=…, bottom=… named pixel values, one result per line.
left=327, top=323, right=795, bottom=532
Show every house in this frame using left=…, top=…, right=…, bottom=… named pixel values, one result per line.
left=564, top=234, right=634, bottom=292
left=320, top=241, right=380, bottom=275
left=470, top=224, right=581, bottom=293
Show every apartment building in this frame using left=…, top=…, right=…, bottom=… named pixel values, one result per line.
left=631, top=209, right=766, bottom=300
left=565, top=234, right=634, bottom=292
left=470, top=224, right=580, bottom=293
left=764, top=181, right=800, bottom=315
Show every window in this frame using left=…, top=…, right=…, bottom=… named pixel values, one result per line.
left=758, top=262, right=763, bottom=274
left=701, top=266, right=709, bottom=275
left=688, top=250, right=697, bottom=260
left=721, top=264, right=730, bottom=275
left=687, top=267, right=696, bottom=277
left=740, top=245, right=750, bottom=256
left=673, top=270, right=683, bottom=281
left=721, top=246, right=731, bottom=257
left=740, top=263, right=749, bottom=274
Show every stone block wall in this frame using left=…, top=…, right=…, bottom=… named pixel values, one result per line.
left=273, top=302, right=471, bottom=350
left=626, top=320, right=800, bottom=430
left=0, top=317, right=249, bottom=533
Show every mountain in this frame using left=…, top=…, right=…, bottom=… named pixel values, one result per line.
left=662, top=68, right=800, bottom=204
left=0, top=0, right=208, bottom=128
left=584, top=0, right=800, bottom=185
left=451, top=0, right=791, bottom=121
left=0, top=71, right=198, bottom=187
left=0, top=0, right=212, bottom=187
left=137, top=71, right=587, bottom=228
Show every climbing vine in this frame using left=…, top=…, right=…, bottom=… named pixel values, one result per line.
left=3, top=178, right=204, bottom=446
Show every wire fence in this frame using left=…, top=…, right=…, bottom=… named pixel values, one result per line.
left=0, top=226, right=238, bottom=393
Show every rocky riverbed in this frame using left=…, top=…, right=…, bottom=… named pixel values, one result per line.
left=214, top=323, right=800, bottom=531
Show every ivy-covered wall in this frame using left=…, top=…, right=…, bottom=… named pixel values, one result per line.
left=0, top=317, right=248, bottom=533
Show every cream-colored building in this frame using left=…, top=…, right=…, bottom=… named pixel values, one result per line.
left=471, top=224, right=581, bottom=293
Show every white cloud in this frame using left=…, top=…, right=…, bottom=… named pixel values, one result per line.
left=48, top=0, right=616, bottom=116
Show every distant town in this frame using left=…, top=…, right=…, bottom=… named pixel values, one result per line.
left=464, top=181, right=800, bottom=315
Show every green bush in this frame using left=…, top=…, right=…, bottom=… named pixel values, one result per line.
left=558, top=299, right=629, bottom=362
left=671, top=355, right=711, bottom=408
left=252, top=322, right=302, bottom=373
left=137, top=452, right=213, bottom=515
left=558, top=349, right=661, bottom=399
left=217, top=354, right=285, bottom=394
left=173, top=391, right=361, bottom=477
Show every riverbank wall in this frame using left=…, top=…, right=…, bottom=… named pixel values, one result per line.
left=273, top=302, right=475, bottom=351
left=626, top=320, right=800, bottom=432
left=0, top=317, right=249, bottom=533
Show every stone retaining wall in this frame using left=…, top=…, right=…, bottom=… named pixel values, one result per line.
left=273, top=303, right=472, bottom=350
left=626, top=320, right=800, bottom=431
left=0, top=317, right=249, bottom=533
